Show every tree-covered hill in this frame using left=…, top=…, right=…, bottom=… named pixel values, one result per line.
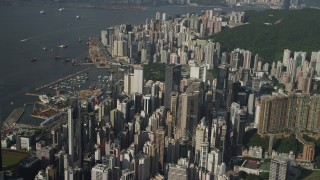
left=212, top=8, right=320, bottom=63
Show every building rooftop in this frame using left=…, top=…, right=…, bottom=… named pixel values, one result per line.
left=20, top=156, right=40, bottom=168
left=242, top=160, right=260, bottom=170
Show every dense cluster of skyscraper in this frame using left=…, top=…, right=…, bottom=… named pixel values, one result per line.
left=33, top=10, right=248, bottom=179
left=226, top=0, right=300, bottom=9
left=2, top=7, right=320, bottom=179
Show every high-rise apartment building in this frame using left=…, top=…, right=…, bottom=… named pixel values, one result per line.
left=91, top=164, right=110, bottom=180
left=133, top=67, right=144, bottom=94
left=283, top=49, right=291, bottom=67
left=285, top=93, right=297, bottom=129
left=307, top=95, right=320, bottom=131
left=167, top=164, right=187, bottom=180
left=295, top=93, right=310, bottom=131
left=269, top=156, right=288, bottom=180
left=204, top=42, right=215, bottom=69
left=257, top=93, right=320, bottom=133
left=124, top=73, right=134, bottom=94
left=195, top=118, right=209, bottom=154
left=258, top=95, right=287, bottom=134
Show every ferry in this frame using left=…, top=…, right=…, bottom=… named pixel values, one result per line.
left=40, top=10, right=46, bottom=14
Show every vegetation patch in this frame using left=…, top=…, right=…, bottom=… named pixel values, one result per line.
left=144, top=62, right=166, bottom=82
left=2, top=150, right=28, bottom=169
left=211, top=9, right=320, bottom=63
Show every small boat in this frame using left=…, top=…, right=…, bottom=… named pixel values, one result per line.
left=56, top=44, right=68, bottom=48
left=59, top=8, right=65, bottom=12
left=65, top=58, right=70, bottom=62
left=78, top=37, right=82, bottom=42
left=76, top=15, right=80, bottom=19
left=54, top=56, right=61, bottom=60
left=30, top=57, right=37, bottom=62
left=42, top=47, right=48, bottom=51
left=40, top=10, right=46, bottom=14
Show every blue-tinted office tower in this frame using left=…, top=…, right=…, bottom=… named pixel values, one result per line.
left=68, top=98, right=83, bottom=168
left=164, top=64, right=181, bottom=108
left=215, top=64, right=229, bottom=110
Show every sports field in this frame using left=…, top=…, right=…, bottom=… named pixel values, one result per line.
left=300, top=169, right=320, bottom=180
left=2, top=150, right=28, bottom=169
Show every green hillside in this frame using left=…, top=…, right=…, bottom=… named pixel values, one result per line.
left=212, top=8, right=320, bottom=63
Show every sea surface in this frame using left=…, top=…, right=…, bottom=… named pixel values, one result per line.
left=0, top=4, right=265, bottom=125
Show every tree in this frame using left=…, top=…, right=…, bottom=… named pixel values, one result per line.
left=273, top=134, right=303, bottom=154
left=212, top=9, right=320, bottom=64
left=247, top=174, right=262, bottom=180
left=238, top=171, right=248, bottom=180
left=143, top=62, right=165, bottom=82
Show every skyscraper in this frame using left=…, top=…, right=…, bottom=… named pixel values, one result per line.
left=133, top=67, right=144, bottom=94
left=68, top=108, right=75, bottom=163
left=243, top=50, right=252, bottom=69
left=215, top=64, right=229, bottom=110
left=67, top=98, right=83, bottom=167
left=164, top=64, right=181, bottom=108
left=283, top=49, right=291, bottom=67
left=195, top=118, right=209, bottom=156
left=176, top=92, right=200, bottom=140
left=204, top=42, right=215, bottom=69
left=156, top=127, right=165, bottom=173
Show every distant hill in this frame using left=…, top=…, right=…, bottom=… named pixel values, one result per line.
left=212, top=8, right=320, bottom=63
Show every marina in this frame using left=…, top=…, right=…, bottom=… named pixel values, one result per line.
left=34, top=67, right=91, bottom=91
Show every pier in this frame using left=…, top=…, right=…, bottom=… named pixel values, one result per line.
left=35, top=67, right=91, bottom=91
left=25, top=93, right=41, bottom=97
left=88, top=38, right=114, bottom=67
left=3, top=108, right=24, bottom=128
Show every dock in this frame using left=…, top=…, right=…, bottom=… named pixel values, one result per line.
left=3, top=108, right=25, bottom=127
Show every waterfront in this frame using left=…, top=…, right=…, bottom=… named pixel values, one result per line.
left=0, top=4, right=265, bottom=125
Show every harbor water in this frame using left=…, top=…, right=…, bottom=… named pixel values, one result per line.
left=0, top=4, right=264, bottom=125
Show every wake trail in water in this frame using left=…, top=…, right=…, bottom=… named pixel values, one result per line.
left=20, top=38, right=31, bottom=42
left=19, top=25, right=89, bottom=43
